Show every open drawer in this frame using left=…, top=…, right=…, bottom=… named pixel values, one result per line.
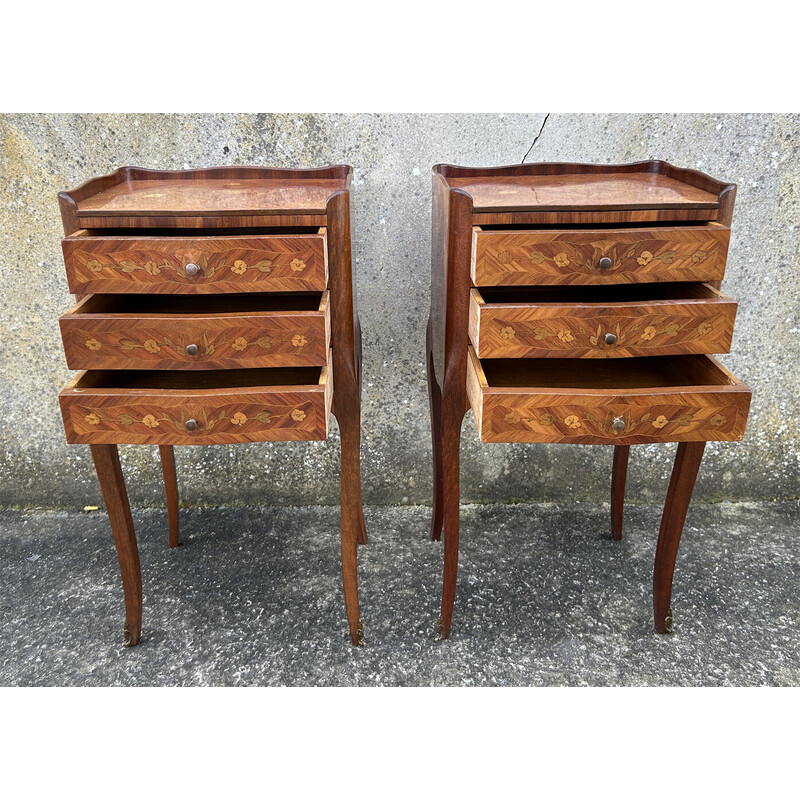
left=466, top=346, right=750, bottom=444
left=62, top=227, right=328, bottom=294
left=471, top=223, right=730, bottom=286
left=59, top=354, right=333, bottom=445
left=60, top=291, right=329, bottom=370
left=469, top=283, right=737, bottom=358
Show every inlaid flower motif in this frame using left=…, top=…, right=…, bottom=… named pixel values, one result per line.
left=697, top=321, right=713, bottom=336
left=499, top=326, right=516, bottom=340
left=144, top=261, right=161, bottom=276
left=85, top=338, right=102, bottom=350
left=504, top=411, right=521, bottom=424
left=637, top=251, right=654, bottom=266
left=640, top=326, right=657, bottom=341
left=231, top=412, right=247, bottom=426
left=86, top=259, right=104, bottom=273
left=564, top=415, right=582, bottom=429
left=554, top=252, right=570, bottom=267
left=143, top=339, right=161, bottom=354
left=84, top=413, right=101, bottom=426
left=557, top=329, right=575, bottom=343
left=528, top=251, right=546, bottom=265
left=291, top=334, right=308, bottom=347
left=652, top=415, right=669, bottom=429
left=291, top=409, right=307, bottom=422
left=289, top=258, right=306, bottom=272
left=232, top=337, right=248, bottom=351
left=710, top=413, right=727, bottom=427
left=691, top=250, right=707, bottom=263
left=497, top=251, right=513, bottom=264
left=231, top=260, right=247, bottom=275
left=142, top=415, right=159, bottom=428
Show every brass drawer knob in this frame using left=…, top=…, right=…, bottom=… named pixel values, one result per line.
left=612, top=418, right=626, bottom=432
left=185, top=262, right=200, bottom=276
left=604, top=333, right=617, bottom=345
left=186, top=343, right=199, bottom=356
left=185, top=419, right=198, bottom=432
left=598, top=256, right=613, bottom=269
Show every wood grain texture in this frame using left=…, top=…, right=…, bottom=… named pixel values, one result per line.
left=471, top=224, right=730, bottom=286
left=427, top=170, right=475, bottom=638
left=62, top=229, right=328, bottom=294
left=466, top=348, right=751, bottom=444
left=159, top=445, right=180, bottom=548
left=611, top=445, right=629, bottom=541
left=653, top=441, right=706, bottom=633
left=469, top=284, right=737, bottom=358
left=60, top=292, right=330, bottom=370
left=60, top=360, right=333, bottom=445
left=327, top=185, right=366, bottom=645
left=59, top=165, right=349, bottom=229
left=436, top=160, right=733, bottom=225
left=90, top=444, right=142, bottom=645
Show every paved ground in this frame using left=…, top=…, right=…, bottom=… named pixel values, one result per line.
left=1, top=501, right=797, bottom=686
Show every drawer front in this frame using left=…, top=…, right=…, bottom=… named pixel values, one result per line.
left=471, top=224, right=729, bottom=286
left=62, top=231, right=327, bottom=294
left=59, top=363, right=333, bottom=446
left=469, top=287, right=737, bottom=358
left=60, top=294, right=330, bottom=370
left=466, top=350, right=750, bottom=445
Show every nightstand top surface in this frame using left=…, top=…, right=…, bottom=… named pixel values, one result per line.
left=60, top=166, right=350, bottom=226
left=445, top=172, right=719, bottom=212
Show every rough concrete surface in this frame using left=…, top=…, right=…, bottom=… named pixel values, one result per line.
left=1, top=501, right=797, bottom=686
left=0, top=113, right=798, bottom=508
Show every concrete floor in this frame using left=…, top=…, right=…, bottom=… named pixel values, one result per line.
left=1, top=501, right=797, bottom=686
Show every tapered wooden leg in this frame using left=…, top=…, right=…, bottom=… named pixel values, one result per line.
left=437, top=397, right=467, bottom=641
left=611, top=445, right=630, bottom=541
left=159, top=445, right=180, bottom=548
left=90, top=444, right=142, bottom=646
left=427, top=322, right=444, bottom=542
left=338, top=413, right=364, bottom=645
left=653, top=441, right=706, bottom=634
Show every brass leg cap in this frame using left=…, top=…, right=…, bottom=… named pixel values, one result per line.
left=356, top=620, right=364, bottom=647
left=123, top=621, right=132, bottom=646
left=434, top=615, right=445, bottom=642
left=664, top=608, right=674, bottom=634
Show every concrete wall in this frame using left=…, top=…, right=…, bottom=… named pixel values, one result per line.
left=1, top=113, right=797, bottom=509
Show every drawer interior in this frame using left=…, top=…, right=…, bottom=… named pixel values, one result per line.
left=73, top=367, right=324, bottom=390
left=478, top=354, right=738, bottom=390
left=475, top=283, right=723, bottom=305
left=70, top=292, right=325, bottom=315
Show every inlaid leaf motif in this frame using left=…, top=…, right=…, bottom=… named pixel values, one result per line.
left=118, top=413, right=136, bottom=425
left=534, top=327, right=553, bottom=340
left=256, top=411, right=272, bottom=424
left=658, top=251, right=676, bottom=264
left=118, top=339, right=137, bottom=351
left=539, top=413, right=554, bottom=426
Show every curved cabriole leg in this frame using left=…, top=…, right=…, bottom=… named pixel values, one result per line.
left=437, top=398, right=467, bottom=641
left=611, top=445, right=630, bottom=541
left=653, top=441, right=706, bottom=634
left=90, top=444, right=143, bottom=646
left=159, top=445, right=180, bottom=548
left=427, top=321, right=444, bottom=542
left=336, top=410, right=364, bottom=646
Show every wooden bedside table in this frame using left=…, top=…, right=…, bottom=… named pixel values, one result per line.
left=57, top=166, right=366, bottom=646
left=427, top=161, right=751, bottom=640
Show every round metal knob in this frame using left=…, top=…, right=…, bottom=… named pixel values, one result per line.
left=599, top=256, right=613, bottom=269
left=186, top=343, right=199, bottom=356
left=604, top=333, right=617, bottom=345
left=185, top=419, right=198, bottom=432
left=185, top=262, right=200, bottom=276
left=612, top=418, right=626, bottom=432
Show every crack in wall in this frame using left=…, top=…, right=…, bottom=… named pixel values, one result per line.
left=521, top=112, right=551, bottom=164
